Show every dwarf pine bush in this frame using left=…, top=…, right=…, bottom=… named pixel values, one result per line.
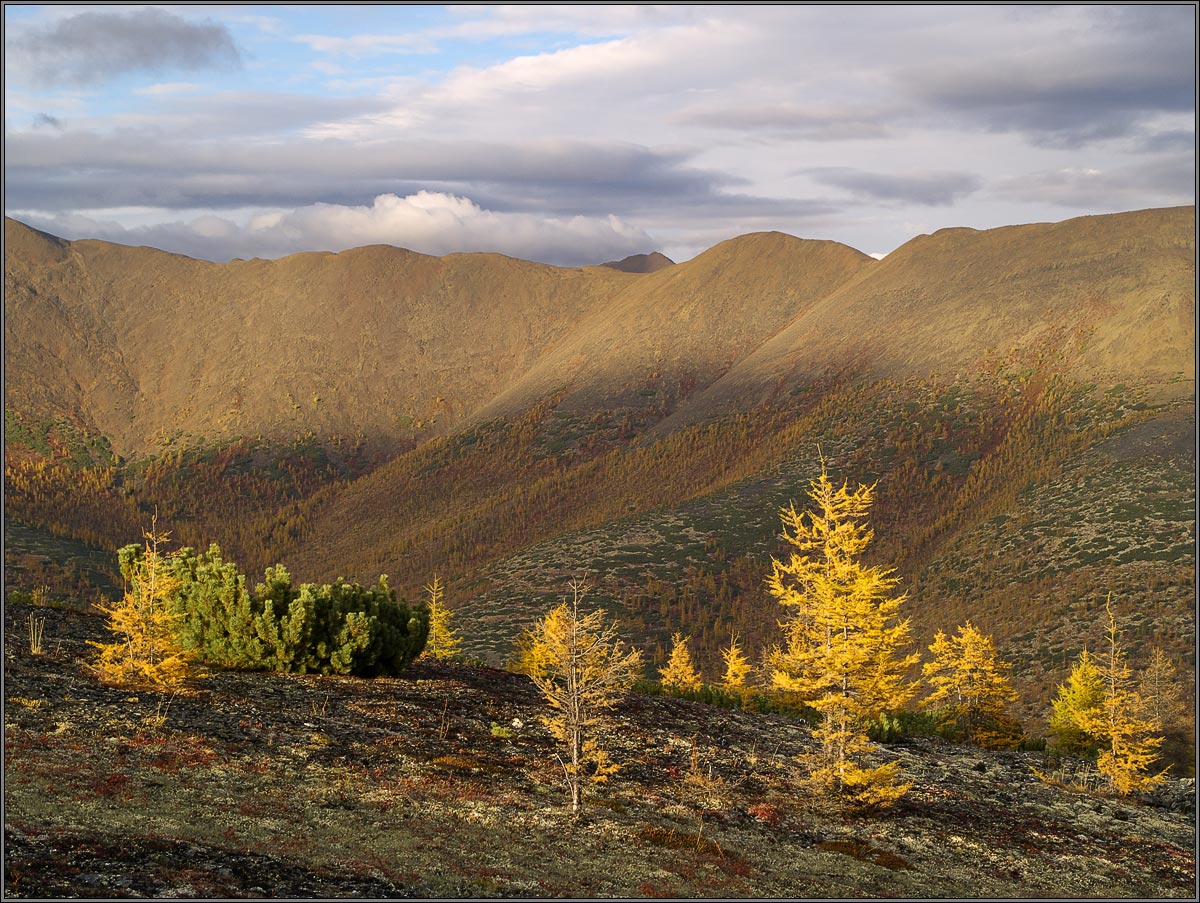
left=252, top=568, right=429, bottom=676
left=117, top=542, right=429, bottom=676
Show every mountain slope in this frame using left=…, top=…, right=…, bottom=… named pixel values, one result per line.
left=4, top=208, right=1195, bottom=743
left=476, top=232, right=876, bottom=420
left=666, top=207, right=1195, bottom=426
left=4, top=220, right=631, bottom=456
left=6, top=209, right=1191, bottom=459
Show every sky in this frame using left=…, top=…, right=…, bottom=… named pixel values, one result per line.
left=3, top=4, right=1196, bottom=265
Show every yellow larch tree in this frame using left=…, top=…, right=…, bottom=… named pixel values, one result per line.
left=1138, top=647, right=1193, bottom=771
left=422, top=574, right=463, bottom=660
left=1138, top=647, right=1189, bottom=737
left=1075, top=597, right=1166, bottom=796
left=720, top=634, right=753, bottom=692
left=660, top=632, right=702, bottom=693
left=922, top=621, right=1021, bottom=746
left=90, top=518, right=192, bottom=689
left=1047, top=649, right=1105, bottom=755
left=515, top=580, right=642, bottom=813
left=767, top=462, right=917, bottom=810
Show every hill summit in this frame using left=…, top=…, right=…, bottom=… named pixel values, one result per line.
left=600, top=251, right=675, bottom=273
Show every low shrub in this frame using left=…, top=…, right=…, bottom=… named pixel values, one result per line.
left=117, top=542, right=429, bottom=676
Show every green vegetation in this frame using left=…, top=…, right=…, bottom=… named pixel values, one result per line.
left=116, top=540, right=429, bottom=678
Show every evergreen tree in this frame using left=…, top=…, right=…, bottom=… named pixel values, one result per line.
left=660, top=632, right=702, bottom=693
left=517, top=580, right=642, bottom=813
left=922, top=621, right=1021, bottom=746
left=767, top=462, right=916, bottom=810
left=166, top=543, right=265, bottom=669
left=423, top=575, right=463, bottom=660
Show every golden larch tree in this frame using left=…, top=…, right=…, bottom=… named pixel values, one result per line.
left=422, top=575, right=463, bottom=660
left=721, top=634, right=753, bottom=691
left=1048, top=649, right=1105, bottom=755
left=1076, top=597, right=1166, bottom=796
left=91, top=518, right=192, bottom=689
left=660, top=632, right=703, bottom=693
left=515, top=580, right=642, bottom=812
left=1138, top=647, right=1193, bottom=772
left=767, top=462, right=917, bottom=810
left=922, top=621, right=1021, bottom=746
left=1138, top=647, right=1189, bottom=737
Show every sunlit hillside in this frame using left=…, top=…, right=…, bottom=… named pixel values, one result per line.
left=4, top=206, right=1195, bottom=750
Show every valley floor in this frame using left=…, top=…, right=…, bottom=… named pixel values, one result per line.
left=3, top=602, right=1195, bottom=898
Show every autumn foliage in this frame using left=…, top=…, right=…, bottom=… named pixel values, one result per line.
left=767, top=464, right=917, bottom=810
left=922, top=621, right=1021, bottom=747
left=1076, top=598, right=1167, bottom=795
left=659, top=633, right=703, bottom=693
left=514, top=581, right=642, bottom=812
left=90, top=519, right=193, bottom=689
left=423, top=575, right=463, bottom=660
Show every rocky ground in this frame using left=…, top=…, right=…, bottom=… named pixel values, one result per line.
left=3, top=601, right=1195, bottom=899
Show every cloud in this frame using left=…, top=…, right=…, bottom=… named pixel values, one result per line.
left=133, top=82, right=204, bottom=97
left=13, top=192, right=658, bottom=267
left=6, top=8, right=240, bottom=87
left=1137, top=129, right=1195, bottom=154
left=4, top=128, right=772, bottom=220
left=3, top=6, right=1190, bottom=268
left=31, top=112, right=62, bottom=130
left=806, top=168, right=983, bottom=206
left=673, top=101, right=894, bottom=141
left=995, top=154, right=1195, bottom=209
left=901, top=6, right=1195, bottom=147
left=294, top=32, right=436, bottom=56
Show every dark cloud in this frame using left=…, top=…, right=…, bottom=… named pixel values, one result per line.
left=4, top=129, right=794, bottom=221
left=901, top=7, right=1195, bottom=148
left=31, top=113, right=62, bottom=130
left=7, top=9, right=240, bottom=87
left=1137, top=129, right=1195, bottom=154
left=806, top=168, right=983, bottom=206
left=674, top=102, right=893, bottom=141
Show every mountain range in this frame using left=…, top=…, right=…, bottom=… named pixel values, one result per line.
left=3, top=207, right=1195, bottom=731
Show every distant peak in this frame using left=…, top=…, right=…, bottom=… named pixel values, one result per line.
left=600, top=251, right=675, bottom=273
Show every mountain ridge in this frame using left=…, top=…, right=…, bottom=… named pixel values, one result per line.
left=6, top=207, right=1192, bottom=459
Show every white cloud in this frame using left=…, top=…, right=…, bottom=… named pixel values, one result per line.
left=4, top=6, right=1192, bottom=267
left=14, top=192, right=658, bottom=266
left=294, top=32, right=436, bottom=56
left=134, top=81, right=203, bottom=97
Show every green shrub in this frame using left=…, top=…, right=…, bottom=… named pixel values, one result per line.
left=118, top=542, right=429, bottom=677
left=166, top=544, right=266, bottom=670
left=252, top=569, right=428, bottom=676
left=867, top=709, right=938, bottom=742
